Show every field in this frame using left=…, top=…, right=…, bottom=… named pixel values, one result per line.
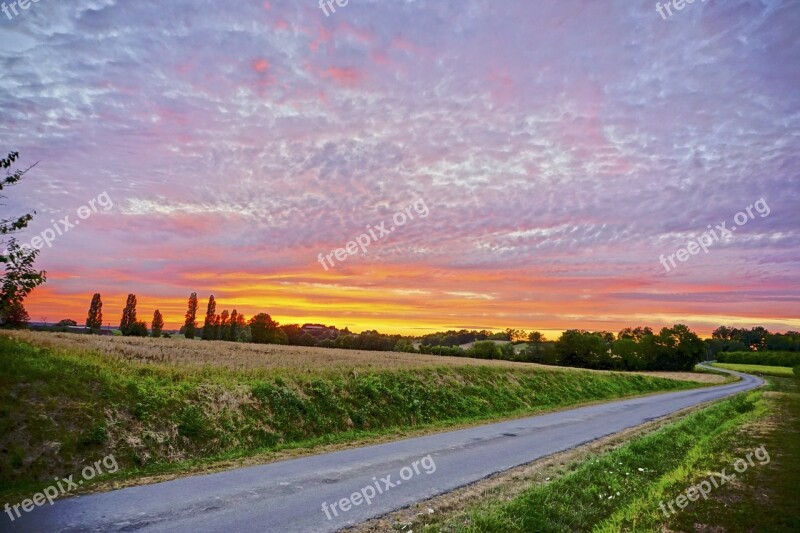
left=711, top=362, right=795, bottom=377
left=1, top=331, right=726, bottom=383
left=3, top=330, right=566, bottom=376
left=0, top=332, right=713, bottom=501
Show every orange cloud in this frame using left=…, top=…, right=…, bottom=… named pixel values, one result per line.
left=252, top=58, right=270, bottom=73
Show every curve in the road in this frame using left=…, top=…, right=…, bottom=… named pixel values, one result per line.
left=3, top=365, right=762, bottom=533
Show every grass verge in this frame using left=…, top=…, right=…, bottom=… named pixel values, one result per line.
left=416, top=376, right=797, bottom=532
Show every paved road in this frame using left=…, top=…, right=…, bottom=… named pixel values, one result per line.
left=3, top=365, right=762, bottom=533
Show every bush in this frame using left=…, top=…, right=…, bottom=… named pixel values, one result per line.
left=123, top=321, right=149, bottom=337
left=468, top=341, right=501, bottom=360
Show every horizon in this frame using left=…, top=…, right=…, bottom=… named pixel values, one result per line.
left=2, top=1, right=798, bottom=337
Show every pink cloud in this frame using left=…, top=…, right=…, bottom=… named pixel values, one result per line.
left=322, top=67, right=362, bottom=86
left=252, top=58, right=270, bottom=73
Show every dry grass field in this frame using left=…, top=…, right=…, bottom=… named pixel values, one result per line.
left=3, top=330, right=725, bottom=382
left=3, top=330, right=536, bottom=374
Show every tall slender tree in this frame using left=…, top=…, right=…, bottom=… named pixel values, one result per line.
left=151, top=309, right=164, bottom=338
left=119, top=293, right=137, bottom=334
left=219, top=309, right=230, bottom=340
left=0, top=151, right=46, bottom=325
left=212, top=314, right=221, bottom=340
left=229, top=309, right=239, bottom=341
left=86, top=293, right=103, bottom=333
left=201, top=295, right=216, bottom=340
left=183, top=292, right=198, bottom=339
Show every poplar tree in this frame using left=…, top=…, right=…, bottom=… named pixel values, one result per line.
left=219, top=309, right=230, bottom=340
left=119, top=294, right=137, bottom=334
left=201, top=295, right=216, bottom=340
left=183, top=292, right=198, bottom=339
left=151, top=309, right=164, bottom=337
left=86, top=293, right=103, bottom=333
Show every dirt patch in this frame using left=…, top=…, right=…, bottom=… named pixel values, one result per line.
left=638, top=371, right=727, bottom=384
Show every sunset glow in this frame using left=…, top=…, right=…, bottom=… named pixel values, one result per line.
left=2, top=1, right=798, bottom=337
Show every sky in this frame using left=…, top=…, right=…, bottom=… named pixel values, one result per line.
left=1, top=0, right=798, bottom=337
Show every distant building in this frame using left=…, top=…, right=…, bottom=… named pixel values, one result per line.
left=27, top=322, right=115, bottom=335
left=301, top=323, right=339, bottom=339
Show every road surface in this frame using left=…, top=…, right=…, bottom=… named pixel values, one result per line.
left=3, top=365, right=762, bottom=532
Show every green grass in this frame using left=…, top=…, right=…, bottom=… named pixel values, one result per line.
left=0, top=334, right=702, bottom=500
left=711, top=362, right=795, bottom=377
left=420, top=373, right=799, bottom=533
left=665, top=376, right=800, bottom=532
left=424, top=391, right=766, bottom=532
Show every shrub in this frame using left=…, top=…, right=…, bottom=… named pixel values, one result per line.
left=468, top=341, right=501, bottom=360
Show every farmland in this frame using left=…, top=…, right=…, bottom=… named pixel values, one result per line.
left=0, top=332, right=712, bottom=501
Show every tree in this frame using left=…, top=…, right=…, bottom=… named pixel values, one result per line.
left=56, top=319, right=77, bottom=327
left=500, top=342, right=517, bottom=360
left=505, top=328, right=527, bottom=342
left=2, top=299, right=29, bottom=327
left=653, top=324, right=704, bottom=371
left=86, top=293, right=103, bottom=333
left=213, top=314, right=221, bottom=340
left=218, top=310, right=230, bottom=340
left=0, top=151, right=46, bottom=325
left=249, top=313, right=282, bottom=344
left=612, top=338, right=645, bottom=370
left=393, top=338, right=417, bottom=353
left=201, top=295, right=216, bottom=340
left=618, top=326, right=653, bottom=341
left=183, top=292, right=198, bottom=339
left=528, top=331, right=546, bottom=343
left=555, top=330, right=609, bottom=368
left=151, top=309, right=164, bottom=338
left=468, top=340, right=501, bottom=360
left=126, top=321, right=148, bottom=337
left=230, top=309, right=248, bottom=342
left=119, top=294, right=138, bottom=334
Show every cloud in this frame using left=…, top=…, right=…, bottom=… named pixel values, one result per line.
left=1, top=0, right=797, bottom=334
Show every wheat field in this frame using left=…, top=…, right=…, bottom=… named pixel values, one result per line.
left=3, top=330, right=725, bottom=382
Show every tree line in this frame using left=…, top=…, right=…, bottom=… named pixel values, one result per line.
left=421, top=325, right=702, bottom=371
left=708, top=326, right=799, bottom=353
